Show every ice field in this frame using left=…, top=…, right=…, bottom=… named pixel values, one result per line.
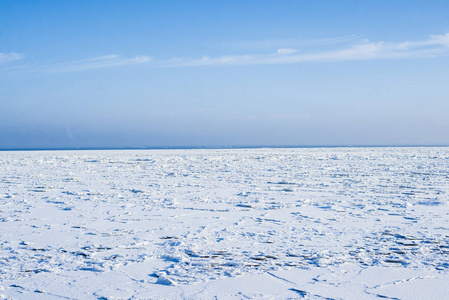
left=1, top=147, right=449, bottom=299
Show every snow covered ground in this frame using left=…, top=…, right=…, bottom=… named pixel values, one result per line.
left=1, top=147, right=448, bottom=299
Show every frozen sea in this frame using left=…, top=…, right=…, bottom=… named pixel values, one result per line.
left=1, top=147, right=449, bottom=299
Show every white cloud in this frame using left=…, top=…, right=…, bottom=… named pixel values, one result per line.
left=397, top=33, right=449, bottom=50
left=44, top=55, right=151, bottom=72
left=226, top=35, right=360, bottom=51
left=4, top=33, right=448, bottom=73
left=277, top=48, right=297, bottom=55
left=233, top=113, right=310, bottom=122
left=0, top=53, right=23, bottom=65
left=164, top=33, right=449, bottom=67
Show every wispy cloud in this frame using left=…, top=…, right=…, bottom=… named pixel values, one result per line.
left=233, top=113, right=310, bottom=122
left=276, top=48, right=298, bottom=55
left=3, top=33, right=449, bottom=73
left=0, top=53, right=23, bottom=65
left=225, top=35, right=361, bottom=51
left=398, top=33, right=449, bottom=48
left=164, top=33, right=449, bottom=67
left=43, top=55, right=151, bottom=72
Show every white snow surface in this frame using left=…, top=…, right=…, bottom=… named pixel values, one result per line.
left=1, top=147, right=449, bottom=299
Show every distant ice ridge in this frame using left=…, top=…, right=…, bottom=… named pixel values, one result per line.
left=0, top=147, right=448, bottom=299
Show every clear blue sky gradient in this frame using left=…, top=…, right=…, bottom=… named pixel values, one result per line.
left=1, top=0, right=449, bottom=148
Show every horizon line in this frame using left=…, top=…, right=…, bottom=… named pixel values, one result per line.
left=1, top=144, right=448, bottom=152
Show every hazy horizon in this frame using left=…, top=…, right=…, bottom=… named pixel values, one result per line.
left=1, top=144, right=449, bottom=152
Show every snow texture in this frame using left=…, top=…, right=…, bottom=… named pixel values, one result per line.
left=1, top=147, right=449, bottom=299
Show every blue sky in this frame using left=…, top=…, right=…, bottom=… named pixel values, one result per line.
left=1, top=1, right=449, bottom=148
